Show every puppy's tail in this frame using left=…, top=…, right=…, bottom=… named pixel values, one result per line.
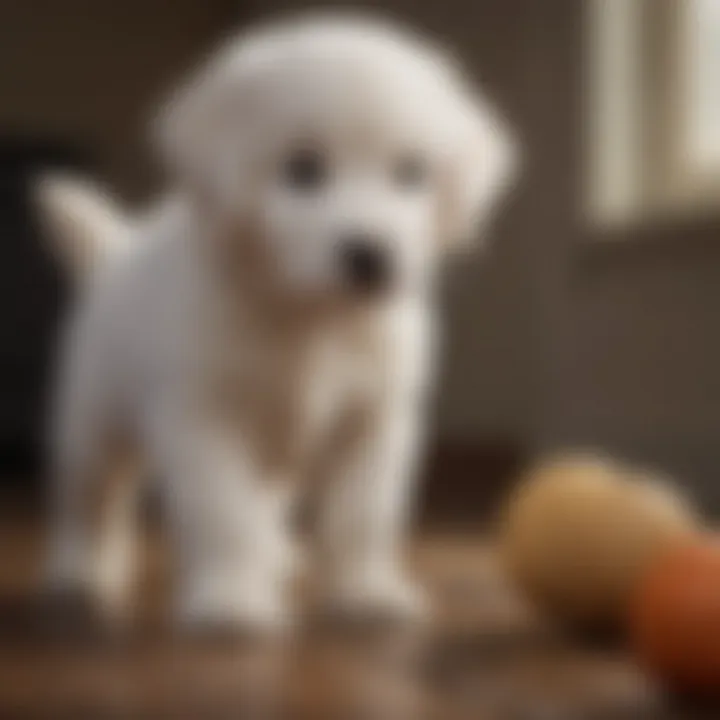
left=34, top=174, right=130, bottom=279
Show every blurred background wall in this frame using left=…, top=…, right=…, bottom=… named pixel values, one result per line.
left=1, top=0, right=718, bottom=512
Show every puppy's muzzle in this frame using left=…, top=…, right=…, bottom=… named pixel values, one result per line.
left=338, top=235, right=393, bottom=295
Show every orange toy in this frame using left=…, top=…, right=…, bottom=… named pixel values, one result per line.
left=630, top=538, right=720, bottom=693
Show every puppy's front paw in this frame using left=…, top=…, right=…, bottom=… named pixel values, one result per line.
left=319, top=571, right=430, bottom=626
left=177, top=577, right=292, bottom=636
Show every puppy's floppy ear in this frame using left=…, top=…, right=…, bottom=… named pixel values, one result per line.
left=153, top=53, right=254, bottom=206
left=155, top=66, right=223, bottom=189
left=442, top=90, right=519, bottom=250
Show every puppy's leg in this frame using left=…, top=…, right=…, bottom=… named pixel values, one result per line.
left=90, top=447, right=143, bottom=619
left=154, top=418, right=293, bottom=633
left=317, top=396, right=428, bottom=623
left=46, top=421, right=142, bottom=625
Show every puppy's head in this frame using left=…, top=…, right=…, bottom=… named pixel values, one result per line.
left=157, top=14, right=518, bottom=302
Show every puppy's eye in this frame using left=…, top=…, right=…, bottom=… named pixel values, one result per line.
left=393, top=154, right=429, bottom=189
left=282, top=148, right=327, bottom=191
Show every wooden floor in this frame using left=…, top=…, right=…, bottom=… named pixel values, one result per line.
left=0, top=512, right=715, bottom=719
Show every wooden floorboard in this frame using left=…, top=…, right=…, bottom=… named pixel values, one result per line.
left=0, top=511, right=716, bottom=719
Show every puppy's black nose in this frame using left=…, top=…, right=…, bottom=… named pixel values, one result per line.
left=339, top=236, right=392, bottom=293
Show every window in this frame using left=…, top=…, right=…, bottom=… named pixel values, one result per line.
left=587, top=0, right=720, bottom=227
left=685, top=0, right=720, bottom=170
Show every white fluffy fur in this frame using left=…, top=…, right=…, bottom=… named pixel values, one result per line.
left=40, top=14, right=517, bottom=630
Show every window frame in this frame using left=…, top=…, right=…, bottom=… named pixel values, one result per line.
left=587, top=0, right=720, bottom=228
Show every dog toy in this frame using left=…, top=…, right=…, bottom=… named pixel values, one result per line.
left=500, top=454, right=699, bottom=629
left=630, top=538, right=720, bottom=693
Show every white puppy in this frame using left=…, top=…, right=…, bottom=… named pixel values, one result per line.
left=38, top=14, right=517, bottom=630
